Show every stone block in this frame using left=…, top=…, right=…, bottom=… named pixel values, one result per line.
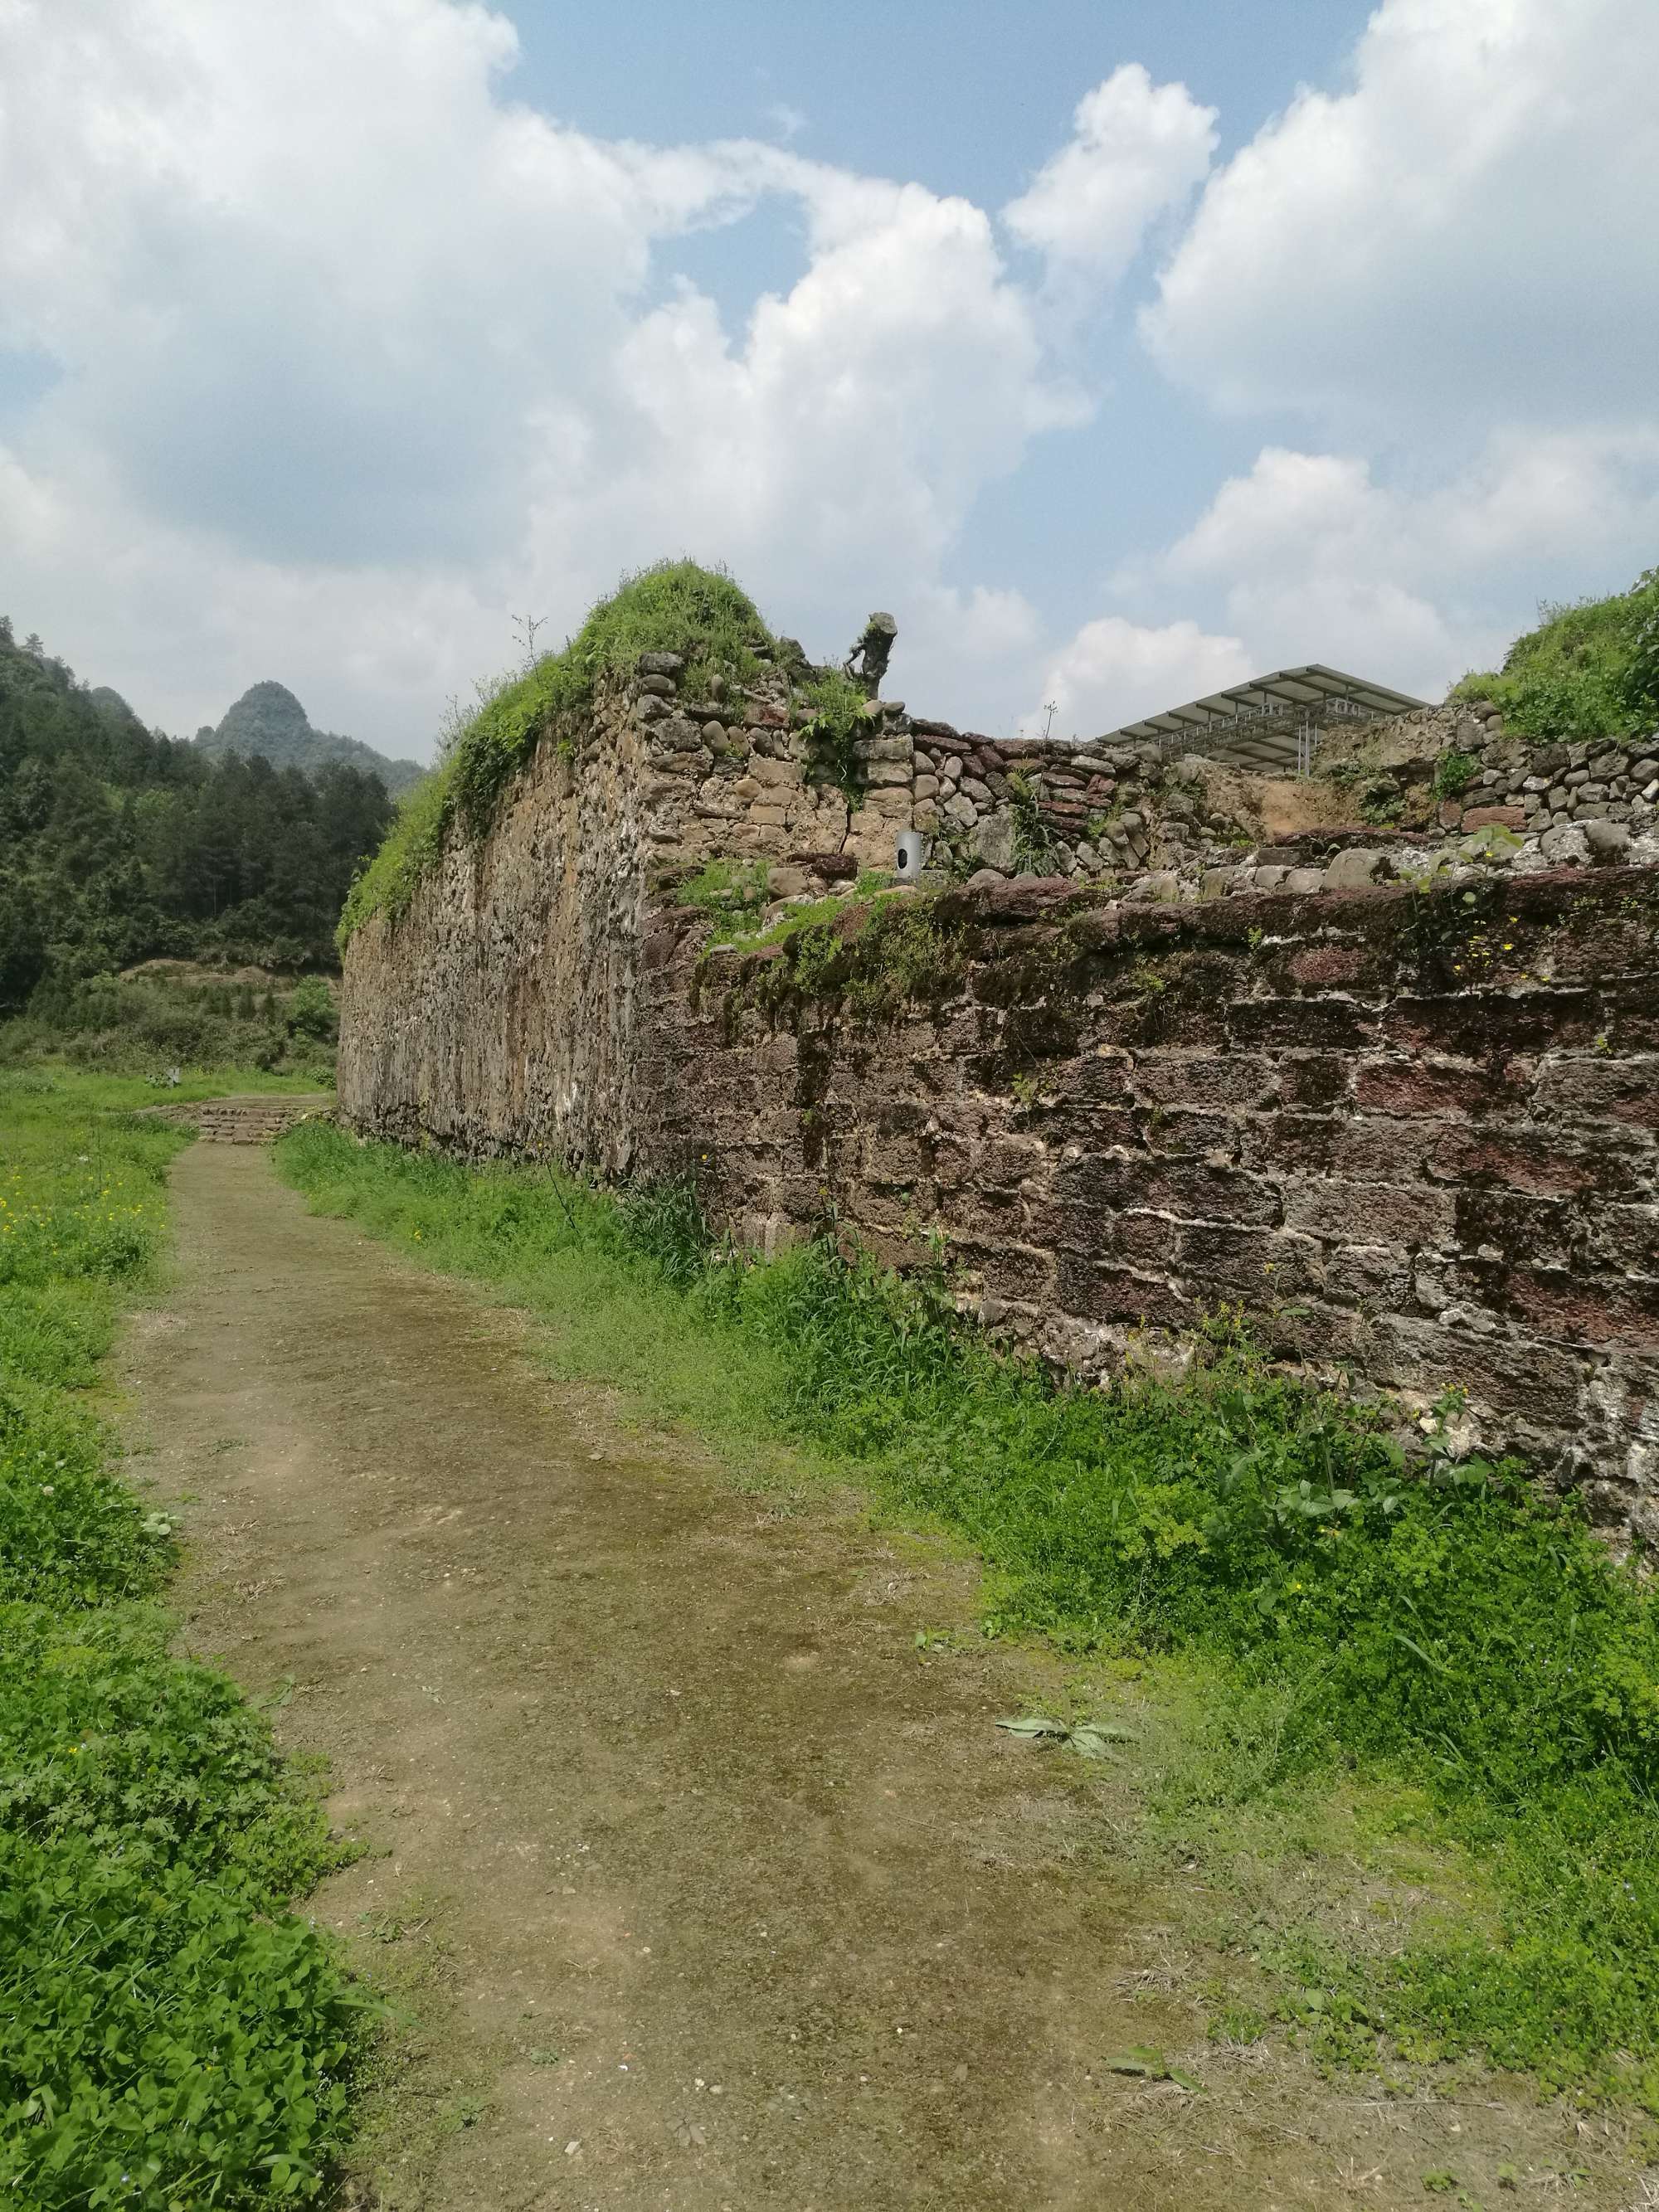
left=1131, top=1053, right=1278, bottom=1110
left=1323, top=848, right=1387, bottom=889
left=1534, top=1055, right=1659, bottom=1128
left=1282, top=1179, right=1457, bottom=1249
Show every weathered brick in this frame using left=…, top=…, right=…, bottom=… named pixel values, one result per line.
left=1370, top=1317, right=1586, bottom=1427
left=1383, top=990, right=1598, bottom=1057
left=1282, top=1179, right=1457, bottom=1249
left=1170, top=1223, right=1324, bottom=1298
left=1053, top=1254, right=1196, bottom=1331
left=1130, top=1054, right=1278, bottom=1110
left=1429, top=1125, right=1638, bottom=1199
left=1354, top=1057, right=1526, bottom=1117
left=1583, top=1203, right=1659, bottom=1274
left=1535, top=1056, right=1659, bottom=1129
left=1494, top=1266, right=1659, bottom=1352
left=1452, top=1188, right=1577, bottom=1269
left=1325, top=1243, right=1413, bottom=1312
left=977, top=1135, right=1048, bottom=1189
left=1228, top=997, right=1379, bottom=1049
left=1058, top=1151, right=1278, bottom=1225
left=1277, top=1054, right=1353, bottom=1109
left=1140, top=1107, right=1241, bottom=1159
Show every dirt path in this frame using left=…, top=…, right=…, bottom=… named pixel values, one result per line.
left=123, top=1144, right=1647, bottom=2211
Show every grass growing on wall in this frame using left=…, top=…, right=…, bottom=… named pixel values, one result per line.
left=338, top=561, right=780, bottom=950
left=278, top=1122, right=1659, bottom=2114
left=0, top=1072, right=366, bottom=2207
left=1455, top=565, right=1659, bottom=741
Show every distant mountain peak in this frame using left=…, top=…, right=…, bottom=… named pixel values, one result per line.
left=197, top=682, right=424, bottom=794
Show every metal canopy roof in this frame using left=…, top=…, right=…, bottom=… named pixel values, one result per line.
left=1100, top=664, right=1429, bottom=772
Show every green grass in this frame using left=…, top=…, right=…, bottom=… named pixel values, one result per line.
left=0, top=1070, right=366, bottom=2206
left=278, top=1123, right=1659, bottom=2112
left=1456, top=565, right=1659, bottom=742
left=338, top=560, right=779, bottom=948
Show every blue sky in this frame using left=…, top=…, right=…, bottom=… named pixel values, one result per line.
left=1, top=0, right=1656, bottom=756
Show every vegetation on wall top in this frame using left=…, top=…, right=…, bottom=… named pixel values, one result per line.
left=1454, top=564, right=1659, bottom=741
left=338, top=561, right=782, bottom=949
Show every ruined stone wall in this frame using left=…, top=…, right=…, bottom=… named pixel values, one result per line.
left=634, top=868, right=1659, bottom=1540
left=341, top=654, right=1659, bottom=1534
left=338, top=672, right=656, bottom=1170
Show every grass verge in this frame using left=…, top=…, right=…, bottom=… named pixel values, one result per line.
left=277, top=1125, right=1659, bottom=2117
left=0, top=1068, right=366, bottom=2208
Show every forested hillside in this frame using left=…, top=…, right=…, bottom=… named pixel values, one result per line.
left=197, top=678, right=424, bottom=793
left=0, top=619, right=396, bottom=1012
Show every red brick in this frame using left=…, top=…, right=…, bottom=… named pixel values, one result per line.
left=1383, top=990, right=1598, bottom=1057
left=1460, top=805, right=1525, bottom=830
left=1286, top=944, right=1380, bottom=990
left=1429, top=1125, right=1638, bottom=1199
left=1354, top=1058, right=1525, bottom=1117
left=1467, top=1266, right=1659, bottom=1352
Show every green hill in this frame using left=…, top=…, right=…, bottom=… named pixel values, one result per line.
left=197, top=679, right=425, bottom=794
left=0, top=620, right=394, bottom=1013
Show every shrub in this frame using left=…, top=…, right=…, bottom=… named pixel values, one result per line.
left=1456, top=566, right=1659, bottom=741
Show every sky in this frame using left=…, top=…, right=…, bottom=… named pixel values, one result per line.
left=2, top=0, right=1657, bottom=761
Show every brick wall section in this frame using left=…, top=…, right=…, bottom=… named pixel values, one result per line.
left=635, top=867, right=1659, bottom=1539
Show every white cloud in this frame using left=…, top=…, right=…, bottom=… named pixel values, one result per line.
left=1141, top=0, right=1659, bottom=431
left=1028, top=615, right=1251, bottom=742
left=1004, top=64, right=1216, bottom=284
left=1157, top=433, right=1659, bottom=698
left=0, top=0, right=1109, bottom=750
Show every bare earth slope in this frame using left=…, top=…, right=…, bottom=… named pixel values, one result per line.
left=120, top=1143, right=1647, bottom=2210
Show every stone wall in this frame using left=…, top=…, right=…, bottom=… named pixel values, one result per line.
left=338, top=671, right=656, bottom=1169
left=635, top=867, right=1659, bottom=1539
left=341, top=652, right=1659, bottom=1536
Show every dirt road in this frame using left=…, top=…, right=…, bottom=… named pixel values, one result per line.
left=122, top=1143, right=1645, bottom=2210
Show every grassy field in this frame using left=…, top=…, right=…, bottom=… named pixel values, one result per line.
left=0, top=1067, right=362, bottom=2209
left=279, top=1125, right=1659, bottom=2121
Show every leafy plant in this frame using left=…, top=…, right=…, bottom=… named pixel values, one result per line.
left=1455, top=566, right=1659, bottom=741
left=799, top=668, right=869, bottom=800
left=681, top=858, right=772, bottom=938
left=1433, top=749, right=1480, bottom=800
left=1007, top=772, right=1055, bottom=871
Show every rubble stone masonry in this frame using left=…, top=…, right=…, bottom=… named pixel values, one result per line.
left=342, top=657, right=1659, bottom=1538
